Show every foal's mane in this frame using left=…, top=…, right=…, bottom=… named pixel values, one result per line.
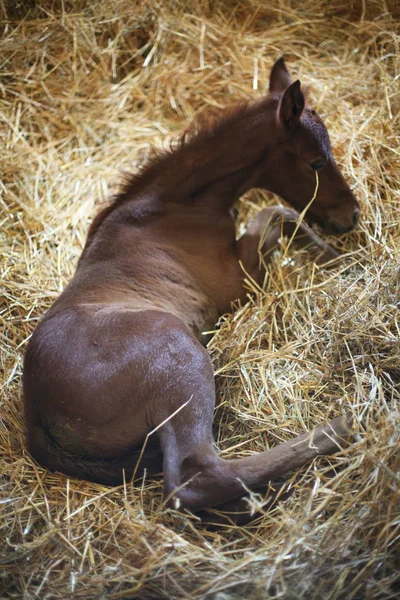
left=86, top=100, right=254, bottom=241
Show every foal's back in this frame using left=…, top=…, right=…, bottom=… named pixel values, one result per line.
left=63, top=198, right=244, bottom=324
left=23, top=196, right=243, bottom=474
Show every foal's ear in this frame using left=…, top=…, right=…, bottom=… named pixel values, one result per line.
left=279, top=80, right=305, bottom=129
left=269, top=57, right=292, bottom=93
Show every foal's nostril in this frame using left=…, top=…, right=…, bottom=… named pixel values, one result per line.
left=329, top=220, right=344, bottom=235
left=352, top=208, right=360, bottom=227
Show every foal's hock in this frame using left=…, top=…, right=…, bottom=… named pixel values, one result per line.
left=24, top=59, right=359, bottom=514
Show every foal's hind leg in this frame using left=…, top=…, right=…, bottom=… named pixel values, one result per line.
left=236, top=206, right=339, bottom=283
left=159, top=384, right=352, bottom=512
left=153, top=331, right=352, bottom=512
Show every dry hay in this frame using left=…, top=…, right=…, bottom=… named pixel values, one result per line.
left=1, top=0, right=399, bottom=598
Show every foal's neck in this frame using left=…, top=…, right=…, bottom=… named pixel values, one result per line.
left=124, top=96, right=279, bottom=210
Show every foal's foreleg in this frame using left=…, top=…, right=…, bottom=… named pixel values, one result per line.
left=236, top=206, right=339, bottom=283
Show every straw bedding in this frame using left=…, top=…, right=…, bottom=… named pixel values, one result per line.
left=1, top=0, right=399, bottom=598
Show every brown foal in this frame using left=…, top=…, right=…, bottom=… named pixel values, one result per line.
left=24, top=59, right=359, bottom=514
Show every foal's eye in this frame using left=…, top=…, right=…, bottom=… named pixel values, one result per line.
left=309, top=158, right=326, bottom=171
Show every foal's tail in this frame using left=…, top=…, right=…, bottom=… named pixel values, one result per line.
left=27, top=424, right=163, bottom=486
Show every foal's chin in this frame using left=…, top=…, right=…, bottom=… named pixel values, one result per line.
left=304, top=213, right=356, bottom=237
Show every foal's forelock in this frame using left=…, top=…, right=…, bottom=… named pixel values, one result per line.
left=303, top=110, right=332, bottom=158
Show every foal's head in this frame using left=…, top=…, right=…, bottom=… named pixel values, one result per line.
left=263, top=58, right=359, bottom=235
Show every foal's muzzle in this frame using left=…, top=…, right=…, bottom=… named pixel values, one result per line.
left=324, top=207, right=360, bottom=235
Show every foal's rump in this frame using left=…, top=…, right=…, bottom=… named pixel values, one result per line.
left=23, top=305, right=213, bottom=483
